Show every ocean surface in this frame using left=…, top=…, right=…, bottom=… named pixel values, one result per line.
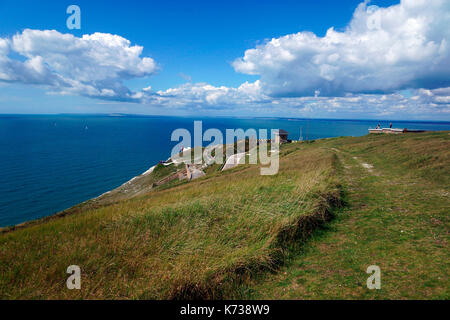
left=1, top=114, right=449, bottom=227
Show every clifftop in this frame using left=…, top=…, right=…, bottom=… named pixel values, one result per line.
left=0, top=132, right=448, bottom=299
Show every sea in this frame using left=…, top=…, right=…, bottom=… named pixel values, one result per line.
left=1, top=114, right=449, bottom=227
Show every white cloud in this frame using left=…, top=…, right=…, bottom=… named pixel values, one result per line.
left=139, top=80, right=449, bottom=119
left=0, top=29, right=157, bottom=101
left=154, top=80, right=269, bottom=108
left=232, top=0, right=450, bottom=97
left=0, top=1, right=449, bottom=120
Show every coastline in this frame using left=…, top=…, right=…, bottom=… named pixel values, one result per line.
left=1, top=131, right=446, bottom=233
left=0, top=149, right=186, bottom=233
left=0, top=162, right=159, bottom=234
left=1, top=116, right=449, bottom=231
left=0, top=137, right=298, bottom=232
left=1, top=131, right=449, bottom=299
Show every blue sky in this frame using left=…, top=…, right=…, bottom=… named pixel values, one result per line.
left=0, top=0, right=449, bottom=119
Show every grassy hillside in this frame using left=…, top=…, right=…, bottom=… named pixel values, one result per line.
left=0, top=132, right=448, bottom=300
left=0, top=143, right=341, bottom=299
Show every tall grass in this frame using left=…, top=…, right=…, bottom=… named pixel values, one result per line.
left=0, top=143, right=341, bottom=299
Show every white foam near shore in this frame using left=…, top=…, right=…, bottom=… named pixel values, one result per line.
left=143, top=165, right=156, bottom=175
left=122, top=163, right=157, bottom=186
left=96, top=163, right=156, bottom=199
left=171, top=147, right=192, bottom=164
left=97, top=146, right=207, bottom=199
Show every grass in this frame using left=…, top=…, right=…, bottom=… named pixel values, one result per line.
left=241, top=131, right=449, bottom=299
left=0, top=132, right=448, bottom=299
left=0, top=142, right=341, bottom=299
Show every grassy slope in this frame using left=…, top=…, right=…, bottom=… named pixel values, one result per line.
left=0, top=143, right=341, bottom=299
left=1, top=132, right=448, bottom=300
left=244, top=131, right=449, bottom=299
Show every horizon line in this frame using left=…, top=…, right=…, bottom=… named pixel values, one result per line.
left=0, top=113, right=450, bottom=123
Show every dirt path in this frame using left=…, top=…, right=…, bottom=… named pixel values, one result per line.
left=352, top=156, right=375, bottom=173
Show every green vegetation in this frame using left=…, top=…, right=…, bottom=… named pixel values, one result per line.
left=152, top=163, right=178, bottom=180
left=0, top=132, right=448, bottom=299
left=241, top=131, right=449, bottom=299
left=0, top=142, right=340, bottom=299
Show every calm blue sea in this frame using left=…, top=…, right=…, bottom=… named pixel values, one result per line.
left=1, top=114, right=449, bottom=227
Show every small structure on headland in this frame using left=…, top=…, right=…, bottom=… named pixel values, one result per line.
left=369, top=128, right=426, bottom=134
left=274, top=129, right=289, bottom=144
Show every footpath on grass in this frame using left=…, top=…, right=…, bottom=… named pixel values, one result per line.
left=244, top=134, right=449, bottom=299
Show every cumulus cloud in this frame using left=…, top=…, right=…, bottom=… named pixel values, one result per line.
left=232, top=0, right=450, bottom=97
left=153, top=80, right=269, bottom=108
left=140, top=80, right=448, bottom=119
left=0, top=1, right=449, bottom=120
left=0, top=29, right=157, bottom=101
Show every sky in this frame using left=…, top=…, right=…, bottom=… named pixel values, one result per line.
left=0, top=0, right=449, bottom=120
